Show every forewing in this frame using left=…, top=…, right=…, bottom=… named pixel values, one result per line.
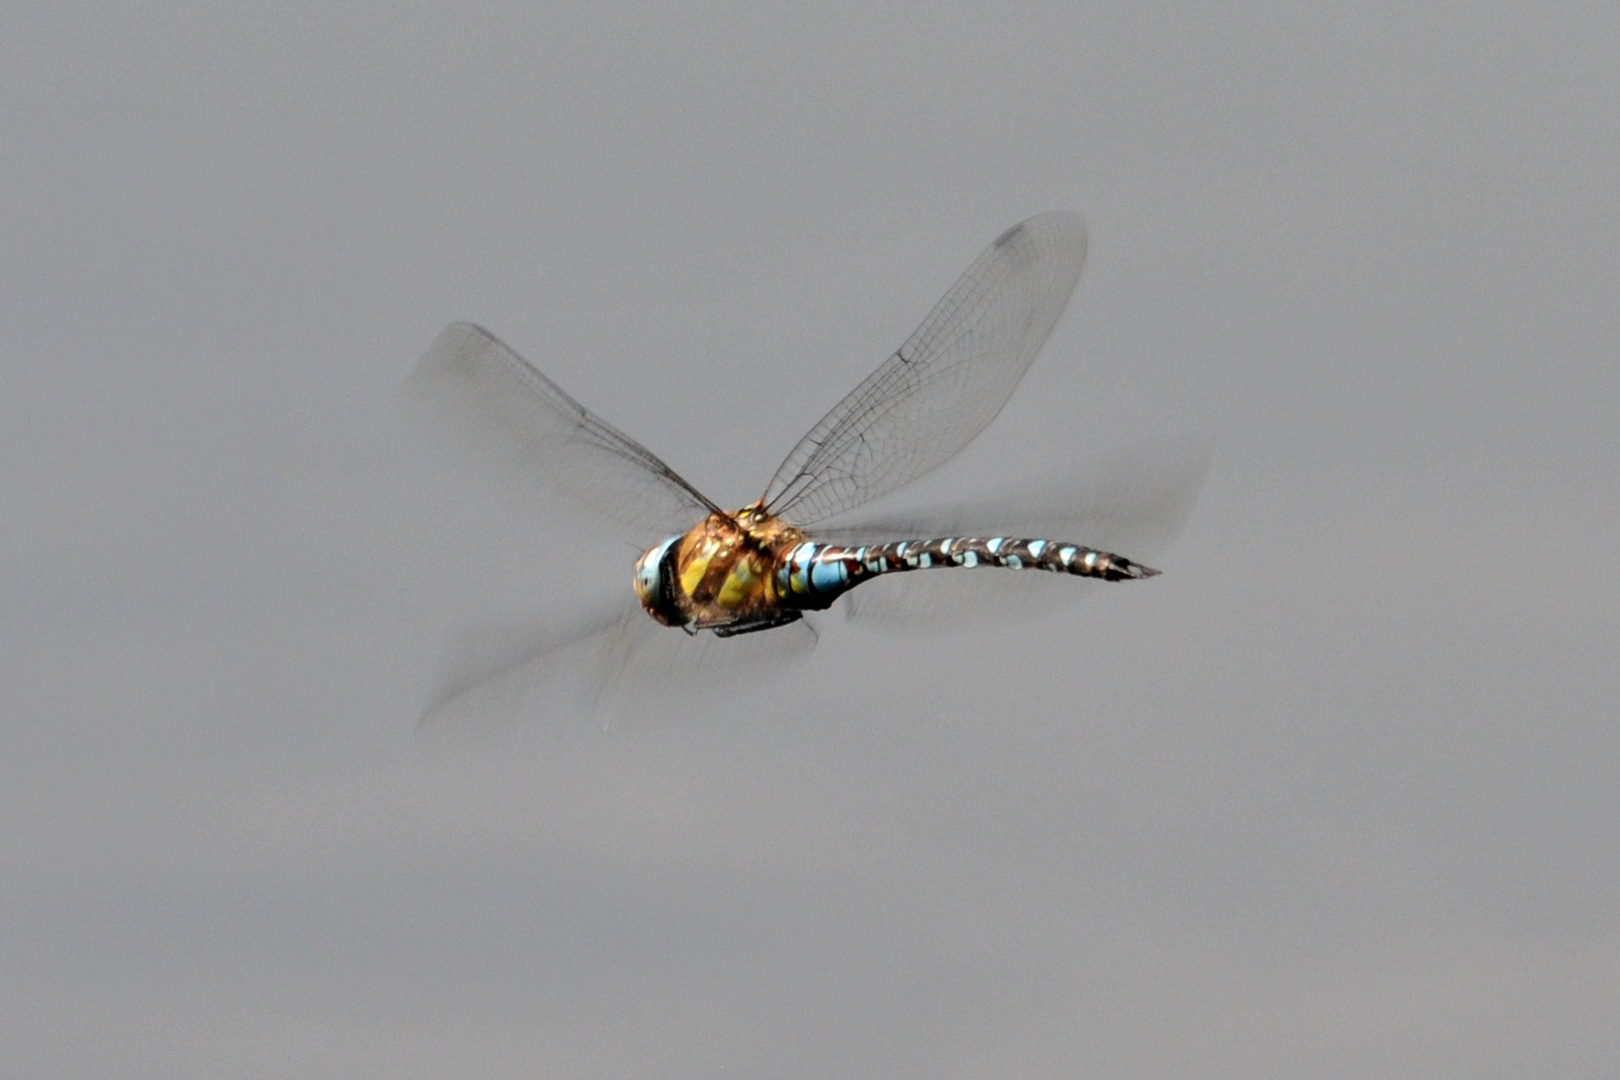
left=816, top=438, right=1211, bottom=632
left=407, top=322, right=721, bottom=542
left=418, top=599, right=819, bottom=737
left=762, top=212, right=1087, bottom=525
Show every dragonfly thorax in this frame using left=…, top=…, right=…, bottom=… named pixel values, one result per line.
left=632, top=508, right=808, bottom=632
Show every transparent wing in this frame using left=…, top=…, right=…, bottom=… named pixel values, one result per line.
left=762, top=212, right=1087, bottom=526
left=406, top=322, right=723, bottom=542
left=812, top=438, right=1211, bottom=632
left=418, top=597, right=819, bottom=738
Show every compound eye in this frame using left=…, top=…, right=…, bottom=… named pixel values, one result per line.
left=633, top=536, right=687, bottom=626
left=635, top=552, right=662, bottom=599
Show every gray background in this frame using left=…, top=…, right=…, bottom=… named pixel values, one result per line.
left=4, top=3, right=1618, bottom=1076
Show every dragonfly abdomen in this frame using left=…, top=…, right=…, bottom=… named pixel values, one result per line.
left=777, top=535, right=1158, bottom=609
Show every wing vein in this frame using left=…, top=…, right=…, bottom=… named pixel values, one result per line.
left=761, top=212, right=1087, bottom=525
left=407, top=321, right=721, bottom=541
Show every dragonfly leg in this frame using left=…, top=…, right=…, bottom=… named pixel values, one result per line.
left=711, top=610, right=805, bottom=637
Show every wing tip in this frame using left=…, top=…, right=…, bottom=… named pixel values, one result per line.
left=993, top=221, right=1026, bottom=249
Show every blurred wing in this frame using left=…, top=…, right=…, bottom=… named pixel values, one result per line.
left=762, top=212, right=1087, bottom=526
left=407, top=322, right=723, bottom=542
left=418, top=599, right=818, bottom=738
left=814, top=438, right=1211, bottom=632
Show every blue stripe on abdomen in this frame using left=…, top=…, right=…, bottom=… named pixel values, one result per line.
left=809, top=557, right=848, bottom=593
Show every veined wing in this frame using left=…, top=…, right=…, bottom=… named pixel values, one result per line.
left=812, top=438, right=1211, bottom=631
left=407, top=322, right=723, bottom=541
left=761, top=212, right=1087, bottom=526
left=418, top=597, right=819, bottom=737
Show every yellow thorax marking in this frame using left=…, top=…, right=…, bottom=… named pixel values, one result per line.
left=716, top=554, right=760, bottom=607
left=678, top=538, right=718, bottom=599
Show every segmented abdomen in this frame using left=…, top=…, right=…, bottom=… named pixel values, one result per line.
left=776, top=535, right=1158, bottom=608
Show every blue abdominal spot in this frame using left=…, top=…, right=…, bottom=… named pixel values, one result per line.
left=809, top=559, right=848, bottom=593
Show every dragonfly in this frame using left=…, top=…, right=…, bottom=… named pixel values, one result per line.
left=409, top=212, right=1203, bottom=725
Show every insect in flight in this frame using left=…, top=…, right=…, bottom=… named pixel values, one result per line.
left=410, top=212, right=1200, bottom=723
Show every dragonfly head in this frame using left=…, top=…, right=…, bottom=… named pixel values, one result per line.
left=633, top=535, right=689, bottom=627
